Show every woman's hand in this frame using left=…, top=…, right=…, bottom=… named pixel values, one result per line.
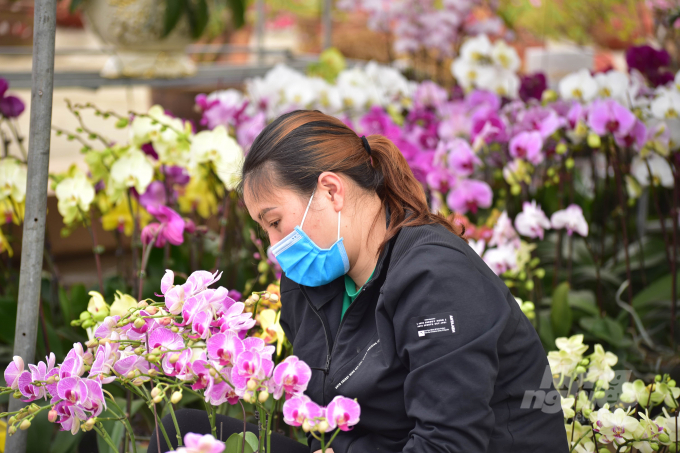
left=313, top=449, right=335, bottom=453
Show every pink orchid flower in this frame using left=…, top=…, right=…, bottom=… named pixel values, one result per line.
left=88, top=343, right=119, bottom=384
left=169, top=432, right=226, bottom=453
left=207, top=331, right=245, bottom=367
left=17, top=353, right=55, bottom=402
left=142, top=205, right=186, bottom=248
left=52, top=400, right=87, bottom=435
left=230, top=351, right=274, bottom=389
left=282, top=395, right=323, bottom=428
left=587, top=99, right=636, bottom=137
left=205, top=378, right=239, bottom=406
left=4, top=356, right=24, bottom=390
left=272, top=356, right=312, bottom=399
left=551, top=204, right=589, bottom=237
left=446, top=139, right=481, bottom=177
left=148, top=327, right=184, bottom=352
left=509, top=131, right=544, bottom=165
left=446, top=179, right=493, bottom=214
left=326, top=395, right=361, bottom=432
left=57, top=376, right=89, bottom=406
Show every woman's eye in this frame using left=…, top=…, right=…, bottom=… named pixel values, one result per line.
left=269, top=220, right=280, bottom=229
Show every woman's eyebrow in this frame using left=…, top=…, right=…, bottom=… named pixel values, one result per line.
left=258, top=207, right=276, bottom=220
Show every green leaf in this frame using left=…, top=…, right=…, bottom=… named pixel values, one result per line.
left=579, top=316, right=630, bottom=348
left=568, top=289, right=599, bottom=317
left=0, top=299, right=17, bottom=344
left=225, top=432, right=256, bottom=453
left=551, top=282, right=572, bottom=338
left=226, top=0, right=246, bottom=28
left=163, top=0, right=186, bottom=38
left=633, top=273, right=680, bottom=310
left=538, top=310, right=555, bottom=351
left=186, top=0, right=209, bottom=39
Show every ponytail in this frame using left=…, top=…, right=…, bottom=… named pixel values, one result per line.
left=240, top=110, right=464, bottom=255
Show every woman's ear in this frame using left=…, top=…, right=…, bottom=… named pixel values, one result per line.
left=317, top=172, right=345, bottom=212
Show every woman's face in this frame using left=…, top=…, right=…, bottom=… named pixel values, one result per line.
left=244, top=182, right=341, bottom=250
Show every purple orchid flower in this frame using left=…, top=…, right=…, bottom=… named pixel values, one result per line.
left=230, top=350, right=274, bottom=390
left=161, top=348, right=193, bottom=378
left=587, top=99, right=636, bottom=137
left=164, top=165, right=190, bottom=186
left=57, top=376, right=89, bottom=406
left=17, top=353, right=55, bottom=402
left=82, top=379, right=107, bottom=417
left=446, top=179, right=493, bottom=214
left=359, top=106, right=401, bottom=140
left=625, top=45, right=674, bottom=88
left=466, top=90, right=501, bottom=112
left=0, top=78, right=25, bottom=118
left=470, top=107, right=507, bottom=144
left=509, top=131, right=544, bottom=165
left=138, top=181, right=168, bottom=209
left=519, top=73, right=547, bottom=102
left=326, top=395, right=361, bottom=432
left=53, top=400, right=88, bottom=435
left=414, top=80, right=449, bottom=109
left=236, top=111, right=267, bottom=152
left=88, top=343, right=119, bottom=384
left=140, top=142, right=159, bottom=160
left=147, top=327, right=184, bottom=352
left=177, top=433, right=226, bottom=453
left=142, top=204, right=185, bottom=247
left=205, top=378, right=239, bottom=406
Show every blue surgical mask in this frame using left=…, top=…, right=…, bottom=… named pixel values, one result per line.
left=270, top=190, right=350, bottom=287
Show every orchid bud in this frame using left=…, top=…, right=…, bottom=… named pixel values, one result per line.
left=147, top=354, right=159, bottom=362
left=8, top=425, right=16, bottom=435
left=258, top=391, right=269, bottom=403
left=669, top=379, right=676, bottom=387
left=587, top=132, right=601, bottom=148
left=655, top=374, right=663, bottom=382
left=245, top=298, right=254, bottom=307
left=594, top=391, right=605, bottom=399
left=153, top=395, right=163, bottom=404
left=242, top=394, right=252, bottom=403
left=579, top=359, right=589, bottom=366
left=574, top=366, right=587, bottom=375
left=659, top=433, right=670, bottom=443
left=317, top=420, right=329, bottom=433
left=8, top=416, right=15, bottom=424
left=302, top=420, right=311, bottom=433
left=169, top=354, right=180, bottom=364
left=171, top=326, right=179, bottom=333
left=138, top=301, right=148, bottom=308
left=148, top=369, right=158, bottom=377
left=132, top=377, right=145, bottom=386
left=134, top=347, right=145, bottom=355
left=159, top=317, right=172, bottom=326
left=29, top=404, right=40, bottom=414
left=48, top=409, right=58, bottom=423
left=13, top=391, right=22, bottom=399
left=127, top=371, right=136, bottom=379
left=251, top=294, right=260, bottom=302
left=651, top=443, right=660, bottom=451
left=147, top=306, right=159, bottom=315
left=261, top=291, right=270, bottom=300
left=19, top=420, right=31, bottom=430
left=247, top=379, right=258, bottom=391
left=171, top=392, right=182, bottom=404
left=46, top=375, right=55, bottom=385
left=269, top=294, right=279, bottom=303
left=209, top=368, right=217, bottom=377
left=151, top=387, right=161, bottom=398
left=133, top=318, right=146, bottom=329
left=84, top=418, right=96, bottom=430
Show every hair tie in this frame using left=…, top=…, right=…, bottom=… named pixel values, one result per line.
left=361, top=136, right=372, bottom=156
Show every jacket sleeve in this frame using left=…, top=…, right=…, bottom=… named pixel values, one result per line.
left=382, top=243, right=514, bottom=453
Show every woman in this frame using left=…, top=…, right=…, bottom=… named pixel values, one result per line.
left=152, top=110, right=568, bottom=453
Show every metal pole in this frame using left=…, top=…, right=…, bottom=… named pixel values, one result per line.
left=322, top=0, right=332, bottom=50
left=256, top=0, right=265, bottom=64
left=5, top=0, right=57, bottom=448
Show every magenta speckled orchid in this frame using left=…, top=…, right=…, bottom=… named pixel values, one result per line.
left=587, top=99, right=636, bottom=137
left=446, top=179, right=493, bottom=214
left=142, top=204, right=186, bottom=247
left=282, top=394, right=324, bottom=428
left=509, top=131, right=544, bottom=165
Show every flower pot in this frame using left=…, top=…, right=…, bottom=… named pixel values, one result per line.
left=82, top=0, right=196, bottom=78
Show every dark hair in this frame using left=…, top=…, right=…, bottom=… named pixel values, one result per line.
left=240, top=110, right=463, bottom=253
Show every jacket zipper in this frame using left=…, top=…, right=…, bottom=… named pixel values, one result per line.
left=300, top=286, right=332, bottom=405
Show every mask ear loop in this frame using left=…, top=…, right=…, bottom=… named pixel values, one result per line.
left=300, top=189, right=316, bottom=230
left=338, top=210, right=341, bottom=240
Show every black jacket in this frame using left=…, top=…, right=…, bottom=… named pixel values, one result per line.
left=279, top=223, right=569, bottom=453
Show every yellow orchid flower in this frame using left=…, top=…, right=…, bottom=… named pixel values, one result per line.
left=178, top=176, right=219, bottom=219
left=100, top=198, right=150, bottom=236
left=0, top=228, right=12, bottom=257
left=257, top=309, right=285, bottom=357
left=1, top=198, right=23, bottom=225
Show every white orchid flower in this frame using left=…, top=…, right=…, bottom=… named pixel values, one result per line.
left=55, top=171, right=96, bottom=224
left=515, top=200, right=551, bottom=240
left=594, top=71, right=631, bottom=103
left=0, top=157, right=27, bottom=203
left=491, top=40, right=520, bottom=72
left=190, top=126, right=244, bottom=191
left=650, top=88, right=680, bottom=119
left=460, top=33, right=493, bottom=63
left=630, top=153, right=674, bottom=188
left=559, top=69, right=598, bottom=102
left=110, top=148, right=154, bottom=195
left=551, top=204, right=589, bottom=237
